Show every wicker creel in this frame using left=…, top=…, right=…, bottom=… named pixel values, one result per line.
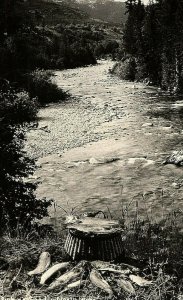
left=64, top=217, right=124, bottom=261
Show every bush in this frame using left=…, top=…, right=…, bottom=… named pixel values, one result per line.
left=0, top=82, right=38, bottom=123
left=111, top=57, right=137, bottom=81
left=0, top=86, right=52, bottom=234
left=24, top=69, right=67, bottom=105
left=135, top=58, right=149, bottom=82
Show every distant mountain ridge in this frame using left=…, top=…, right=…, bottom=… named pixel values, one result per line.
left=28, top=0, right=88, bottom=25
left=75, top=0, right=127, bottom=24
left=53, top=0, right=127, bottom=24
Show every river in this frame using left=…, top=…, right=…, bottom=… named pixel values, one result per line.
left=26, top=60, right=183, bottom=224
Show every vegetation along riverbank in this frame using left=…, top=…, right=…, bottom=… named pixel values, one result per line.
left=111, top=0, right=183, bottom=93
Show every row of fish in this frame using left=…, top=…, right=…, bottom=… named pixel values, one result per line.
left=27, top=251, right=153, bottom=297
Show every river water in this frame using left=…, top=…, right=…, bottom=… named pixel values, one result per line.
left=26, top=60, right=183, bottom=224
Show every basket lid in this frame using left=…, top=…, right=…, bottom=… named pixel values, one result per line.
left=67, top=217, right=121, bottom=235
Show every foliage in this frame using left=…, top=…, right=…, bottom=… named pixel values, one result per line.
left=0, top=2, right=56, bottom=235
left=0, top=1, right=96, bottom=82
left=114, top=0, right=183, bottom=92
left=0, top=0, right=124, bottom=84
left=95, top=39, right=119, bottom=58
left=0, top=82, right=38, bottom=123
left=0, top=85, right=52, bottom=234
left=0, top=22, right=98, bottom=80
left=24, top=69, right=67, bottom=105
left=26, top=0, right=88, bottom=26
left=111, top=57, right=137, bottom=80
left=0, top=0, right=32, bottom=41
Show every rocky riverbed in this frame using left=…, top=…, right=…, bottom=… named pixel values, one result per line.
left=25, top=60, right=183, bottom=224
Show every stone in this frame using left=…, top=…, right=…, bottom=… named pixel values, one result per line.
left=172, top=182, right=181, bottom=189
left=163, top=151, right=183, bottom=166
left=161, top=126, right=172, bottom=131
left=142, top=123, right=153, bottom=127
left=89, top=157, right=120, bottom=164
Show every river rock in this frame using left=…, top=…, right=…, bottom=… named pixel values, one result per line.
left=172, top=101, right=183, bottom=108
left=163, top=151, right=183, bottom=166
left=161, top=126, right=172, bottom=131
left=172, top=182, right=181, bottom=189
left=89, top=157, right=120, bottom=165
left=142, top=123, right=153, bottom=127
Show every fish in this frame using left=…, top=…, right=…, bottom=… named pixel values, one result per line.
left=91, top=261, right=111, bottom=269
left=60, top=279, right=85, bottom=294
left=28, top=252, right=51, bottom=276
left=90, top=268, right=113, bottom=297
left=40, top=262, right=70, bottom=285
left=48, top=262, right=85, bottom=290
left=92, top=261, right=131, bottom=275
left=99, top=267, right=130, bottom=275
left=120, top=263, right=140, bottom=273
left=118, top=278, right=135, bottom=294
left=129, top=275, right=153, bottom=286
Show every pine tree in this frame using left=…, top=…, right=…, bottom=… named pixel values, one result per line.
left=142, top=1, right=162, bottom=83
left=125, top=0, right=137, bottom=13
left=0, top=84, right=52, bottom=235
left=122, top=0, right=183, bottom=90
left=123, top=0, right=138, bottom=56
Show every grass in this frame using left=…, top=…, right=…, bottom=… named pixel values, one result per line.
left=0, top=231, right=68, bottom=299
left=1, top=199, right=183, bottom=299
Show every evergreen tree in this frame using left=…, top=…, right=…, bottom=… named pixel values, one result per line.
left=123, top=0, right=138, bottom=56
left=122, top=0, right=183, bottom=91
left=142, top=2, right=162, bottom=83
left=125, top=0, right=137, bottom=13
left=123, top=0, right=145, bottom=79
left=0, top=2, right=52, bottom=235
left=0, top=84, right=52, bottom=234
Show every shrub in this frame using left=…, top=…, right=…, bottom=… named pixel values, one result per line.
left=94, top=43, right=105, bottom=57
left=24, top=69, right=67, bottom=105
left=0, top=82, right=38, bottom=123
left=0, top=86, right=52, bottom=234
left=111, top=57, right=137, bottom=81
left=135, top=58, right=149, bottom=82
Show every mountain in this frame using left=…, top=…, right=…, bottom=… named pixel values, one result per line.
left=75, top=0, right=127, bottom=24
left=19, top=0, right=124, bottom=71
left=27, top=0, right=88, bottom=25
left=52, top=0, right=127, bottom=25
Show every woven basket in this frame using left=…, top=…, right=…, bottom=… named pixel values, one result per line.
left=64, top=217, right=124, bottom=261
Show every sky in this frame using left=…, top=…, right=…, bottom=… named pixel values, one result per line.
left=114, top=0, right=149, bottom=3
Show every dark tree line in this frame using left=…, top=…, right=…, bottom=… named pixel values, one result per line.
left=0, top=1, right=52, bottom=234
left=0, top=0, right=98, bottom=83
left=121, top=0, right=183, bottom=92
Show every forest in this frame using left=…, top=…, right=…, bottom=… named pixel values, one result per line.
left=113, top=0, right=183, bottom=93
